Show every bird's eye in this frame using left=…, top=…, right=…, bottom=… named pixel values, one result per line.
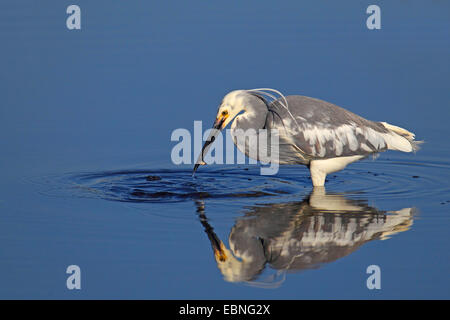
left=221, top=110, right=228, bottom=116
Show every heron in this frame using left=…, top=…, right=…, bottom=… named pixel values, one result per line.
left=193, top=88, right=422, bottom=187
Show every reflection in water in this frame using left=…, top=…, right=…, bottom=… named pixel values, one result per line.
left=197, top=188, right=414, bottom=288
left=46, top=168, right=420, bottom=288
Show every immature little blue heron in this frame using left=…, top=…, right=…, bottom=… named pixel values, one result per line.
left=193, top=88, right=421, bottom=187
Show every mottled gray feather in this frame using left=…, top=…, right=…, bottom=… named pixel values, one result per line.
left=265, top=95, right=390, bottom=161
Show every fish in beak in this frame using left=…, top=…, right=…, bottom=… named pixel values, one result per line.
left=193, top=113, right=228, bottom=175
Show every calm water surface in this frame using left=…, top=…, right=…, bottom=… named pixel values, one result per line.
left=0, top=1, right=449, bottom=299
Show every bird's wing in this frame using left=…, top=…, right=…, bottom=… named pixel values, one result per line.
left=265, top=95, right=391, bottom=159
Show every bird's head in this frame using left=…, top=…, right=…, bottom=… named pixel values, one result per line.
left=193, top=88, right=285, bottom=175
left=193, top=90, right=253, bottom=174
left=213, top=90, right=249, bottom=130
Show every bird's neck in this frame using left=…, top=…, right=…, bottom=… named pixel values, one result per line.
left=231, top=109, right=267, bottom=132
left=235, top=94, right=268, bottom=129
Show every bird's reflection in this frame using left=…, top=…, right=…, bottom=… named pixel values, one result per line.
left=196, top=188, right=414, bottom=288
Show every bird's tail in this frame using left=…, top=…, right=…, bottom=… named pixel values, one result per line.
left=380, top=122, right=423, bottom=152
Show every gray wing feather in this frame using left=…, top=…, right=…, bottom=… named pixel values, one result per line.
left=265, top=95, right=390, bottom=160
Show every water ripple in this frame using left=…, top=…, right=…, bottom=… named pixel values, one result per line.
left=32, top=157, right=450, bottom=204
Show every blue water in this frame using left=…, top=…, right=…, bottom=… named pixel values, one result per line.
left=1, top=1, right=449, bottom=299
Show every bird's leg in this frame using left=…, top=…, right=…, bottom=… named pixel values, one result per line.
left=309, top=156, right=365, bottom=186
left=309, top=161, right=326, bottom=187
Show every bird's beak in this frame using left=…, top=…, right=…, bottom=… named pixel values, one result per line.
left=213, top=241, right=228, bottom=262
left=193, top=114, right=228, bottom=175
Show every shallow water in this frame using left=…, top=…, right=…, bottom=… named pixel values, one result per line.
left=43, top=157, right=450, bottom=203
left=1, top=1, right=449, bottom=299
left=13, top=153, right=449, bottom=298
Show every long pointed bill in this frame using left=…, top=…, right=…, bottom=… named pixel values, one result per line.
left=198, top=208, right=228, bottom=262
left=192, top=116, right=226, bottom=175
